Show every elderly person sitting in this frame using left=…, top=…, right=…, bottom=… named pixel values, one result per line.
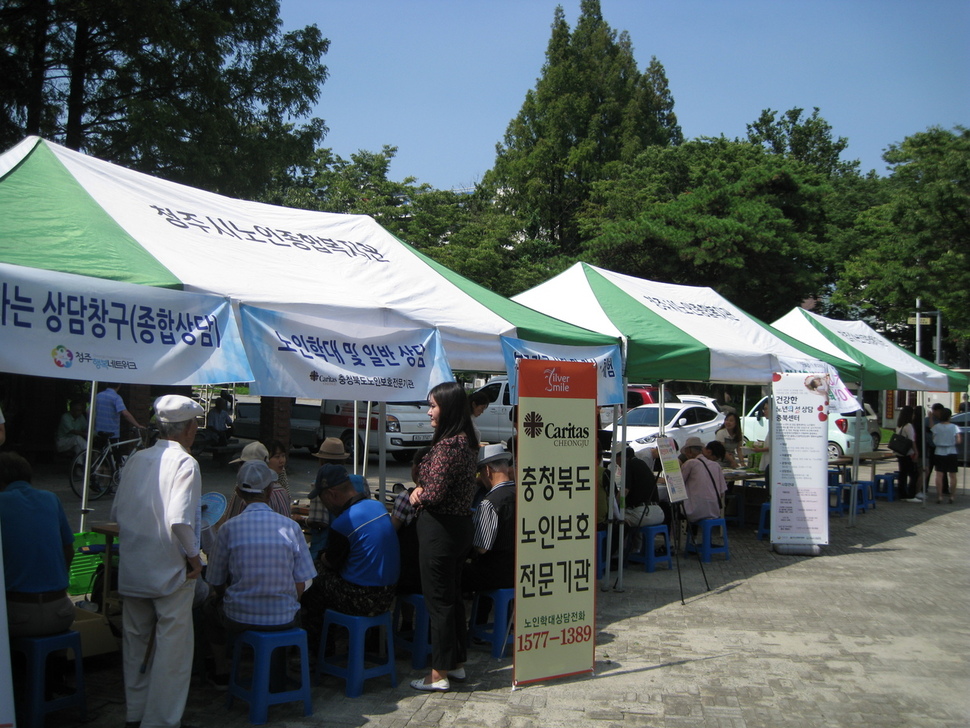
left=300, top=464, right=400, bottom=653
left=204, top=460, right=316, bottom=689
left=679, top=436, right=728, bottom=525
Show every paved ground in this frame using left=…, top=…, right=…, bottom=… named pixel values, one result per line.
left=23, top=454, right=970, bottom=727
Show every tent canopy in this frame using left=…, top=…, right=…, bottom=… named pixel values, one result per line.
left=513, top=263, right=861, bottom=385
left=0, top=137, right=618, bottom=384
left=773, top=308, right=968, bottom=393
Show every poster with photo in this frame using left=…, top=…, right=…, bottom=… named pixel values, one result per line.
left=769, top=372, right=830, bottom=545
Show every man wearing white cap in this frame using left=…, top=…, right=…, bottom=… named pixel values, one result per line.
left=204, top=460, right=316, bottom=688
left=111, top=394, right=204, bottom=728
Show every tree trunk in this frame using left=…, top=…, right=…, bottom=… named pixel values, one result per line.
left=65, top=12, right=89, bottom=149
left=25, top=0, right=50, bottom=135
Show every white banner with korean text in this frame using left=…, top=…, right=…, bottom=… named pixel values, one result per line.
left=770, top=372, right=829, bottom=545
left=239, top=304, right=453, bottom=401
left=0, top=262, right=253, bottom=384
left=514, top=359, right=597, bottom=687
left=500, top=335, right=623, bottom=405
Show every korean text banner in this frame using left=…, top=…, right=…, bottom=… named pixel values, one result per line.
left=239, top=304, right=454, bottom=400
left=500, top=335, right=623, bottom=406
left=514, top=359, right=597, bottom=687
left=769, top=373, right=829, bottom=546
left=0, top=262, right=252, bottom=385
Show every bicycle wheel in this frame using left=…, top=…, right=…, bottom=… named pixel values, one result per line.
left=69, top=450, right=113, bottom=500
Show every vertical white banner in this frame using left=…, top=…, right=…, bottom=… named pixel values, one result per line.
left=770, top=372, right=830, bottom=545
left=514, top=360, right=597, bottom=687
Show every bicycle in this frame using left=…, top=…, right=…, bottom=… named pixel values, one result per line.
left=69, top=427, right=157, bottom=500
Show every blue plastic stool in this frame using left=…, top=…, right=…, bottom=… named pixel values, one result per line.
left=317, top=610, right=397, bottom=697
left=394, top=593, right=431, bottom=670
left=627, top=524, right=673, bottom=572
left=684, top=518, right=730, bottom=562
left=828, top=485, right=843, bottom=517
left=756, top=502, right=771, bottom=540
left=10, top=630, right=86, bottom=728
left=874, top=473, right=897, bottom=502
left=468, top=588, right=515, bottom=659
left=828, top=469, right=842, bottom=487
left=858, top=480, right=877, bottom=510
left=841, top=482, right=867, bottom=514
left=227, top=628, right=312, bottom=725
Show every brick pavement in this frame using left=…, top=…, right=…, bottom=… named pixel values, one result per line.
left=20, top=459, right=970, bottom=727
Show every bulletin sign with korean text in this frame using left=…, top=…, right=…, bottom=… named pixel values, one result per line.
left=513, top=359, right=597, bottom=687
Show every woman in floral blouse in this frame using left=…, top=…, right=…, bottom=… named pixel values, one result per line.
left=409, top=381, right=480, bottom=691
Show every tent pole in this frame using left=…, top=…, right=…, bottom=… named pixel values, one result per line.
left=848, top=379, right=864, bottom=527
left=362, top=401, right=372, bottom=480
left=78, top=381, right=99, bottom=533
left=614, top=374, right=629, bottom=592
left=377, top=401, right=387, bottom=502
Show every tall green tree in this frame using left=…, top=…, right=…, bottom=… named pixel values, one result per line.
left=746, top=107, right=858, bottom=177
left=834, top=126, right=970, bottom=348
left=487, top=0, right=682, bottom=258
left=0, top=0, right=329, bottom=198
left=578, top=137, right=832, bottom=322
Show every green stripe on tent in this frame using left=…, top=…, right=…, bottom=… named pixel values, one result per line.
left=397, top=242, right=618, bottom=348
left=752, top=315, right=865, bottom=384
left=0, top=140, right=181, bottom=288
left=797, top=311, right=924, bottom=391
left=582, top=264, right=712, bottom=382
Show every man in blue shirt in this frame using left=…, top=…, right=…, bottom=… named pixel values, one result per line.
left=301, top=464, right=400, bottom=653
left=94, top=384, right=143, bottom=439
left=205, top=460, right=316, bottom=688
left=0, top=452, right=75, bottom=638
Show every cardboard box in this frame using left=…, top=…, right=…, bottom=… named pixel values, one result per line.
left=71, top=606, right=120, bottom=658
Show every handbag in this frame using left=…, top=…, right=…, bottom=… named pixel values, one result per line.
left=888, top=432, right=913, bottom=457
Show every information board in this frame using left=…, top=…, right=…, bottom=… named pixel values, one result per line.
left=770, top=372, right=830, bottom=545
left=655, top=436, right=688, bottom=503
left=513, top=359, right=597, bottom=687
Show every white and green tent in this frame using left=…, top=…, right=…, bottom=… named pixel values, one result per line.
left=513, top=262, right=861, bottom=385
left=772, top=308, right=968, bottom=393
left=0, top=137, right=618, bottom=394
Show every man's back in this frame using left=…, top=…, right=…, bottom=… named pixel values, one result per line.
left=331, top=497, right=400, bottom=588
left=207, top=502, right=315, bottom=626
left=95, top=388, right=124, bottom=437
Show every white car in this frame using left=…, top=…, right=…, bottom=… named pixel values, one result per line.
left=741, top=396, right=881, bottom=460
left=607, top=395, right=725, bottom=465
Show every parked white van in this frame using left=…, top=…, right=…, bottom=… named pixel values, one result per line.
left=317, top=400, right=434, bottom=463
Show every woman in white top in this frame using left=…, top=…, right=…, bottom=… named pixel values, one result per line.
left=714, top=412, right=744, bottom=468
left=931, top=408, right=961, bottom=504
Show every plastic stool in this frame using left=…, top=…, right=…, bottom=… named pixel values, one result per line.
left=684, top=518, right=729, bottom=562
left=756, top=502, right=771, bottom=540
left=828, top=469, right=842, bottom=488
left=10, top=630, right=86, bottom=728
left=724, top=489, right=745, bottom=526
left=227, top=628, right=312, bottom=724
left=841, top=482, right=866, bottom=514
left=627, top=524, right=673, bottom=572
left=468, top=588, right=515, bottom=659
left=858, top=480, right=877, bottom=510
left=317, top=610, right=396, bottom=697
left=828, top=485, right=843, bottom=517
left=874, top=473, right=897, bottom=502
left=394, top=593, right=431, bottom=670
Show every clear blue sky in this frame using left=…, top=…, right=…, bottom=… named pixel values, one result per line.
left=280, top=0, right=970, bottom=191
